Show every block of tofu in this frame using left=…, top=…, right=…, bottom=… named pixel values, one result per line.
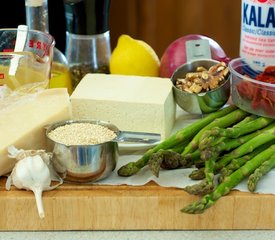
left=0, top=88, right=72, bottom=176
left=70, top=74, right=176, bottom=139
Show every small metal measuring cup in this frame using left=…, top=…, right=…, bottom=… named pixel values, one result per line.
left=171, top=40, right=230, bottom=114
left=46, top=119, right=160, bottom=183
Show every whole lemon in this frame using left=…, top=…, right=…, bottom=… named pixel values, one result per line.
left=110, top=35, right=160, bottom=77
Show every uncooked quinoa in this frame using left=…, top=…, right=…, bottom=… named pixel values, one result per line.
left=48, top=122, right=117, bottom=145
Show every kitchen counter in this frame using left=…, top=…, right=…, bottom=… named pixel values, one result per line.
left=1, top=230, right=275, bottom=240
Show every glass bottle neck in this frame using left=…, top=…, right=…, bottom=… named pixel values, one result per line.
left=25, top=0, right=49, bottom=33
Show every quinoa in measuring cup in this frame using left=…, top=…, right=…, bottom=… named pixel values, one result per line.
left=47, top=122, right=117, bottom=146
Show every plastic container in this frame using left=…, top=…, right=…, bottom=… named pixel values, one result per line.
left=229, top=58, right=275, bottom=118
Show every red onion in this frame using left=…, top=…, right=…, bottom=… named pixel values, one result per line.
left=159, top=34, right=230, bottom=78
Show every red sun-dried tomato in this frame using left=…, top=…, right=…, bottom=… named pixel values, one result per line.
left=256, top=66, right=275, bottom=84
left=237, top=66, right=275, bottom=116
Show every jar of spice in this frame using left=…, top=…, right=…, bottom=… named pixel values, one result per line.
left=63, top=0, right=111, bottom=89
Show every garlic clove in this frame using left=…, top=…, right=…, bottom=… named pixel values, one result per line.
left=30, top=155, right=52, bottom=188
left=12, top=159, right=30, bottom=189
left=5, top=175, right=12, bottom=190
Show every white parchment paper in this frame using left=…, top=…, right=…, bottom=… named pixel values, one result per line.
left=98, top=153, right=275, bottom=195
left=97, top=107, right=275, bottom=195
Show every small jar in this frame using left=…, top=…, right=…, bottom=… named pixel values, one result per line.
left=63, top=0, right=111, bottom=89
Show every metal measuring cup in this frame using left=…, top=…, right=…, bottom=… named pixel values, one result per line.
left=171, top=40, right=231, bottom=114
left=46, top=119, right=160, bottom=183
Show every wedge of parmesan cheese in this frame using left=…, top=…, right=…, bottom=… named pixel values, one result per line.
left=0, top=88, right=72, bottom=176
left=70, top=74, right=176, bottom=139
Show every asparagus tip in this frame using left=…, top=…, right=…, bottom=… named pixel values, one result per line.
left=117, top=162, right=140, bottom=177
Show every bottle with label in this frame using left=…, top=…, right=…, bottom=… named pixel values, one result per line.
left=63, top=0, right=111, bottom=89
left=25, top=0, right=73, bottom=94
left=240, top=0, right=275, bottom=73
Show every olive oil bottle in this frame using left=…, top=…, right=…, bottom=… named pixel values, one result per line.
left=25, top=0, right=72, bottom=94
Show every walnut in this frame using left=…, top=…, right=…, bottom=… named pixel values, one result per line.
left=175, top=62, right=229, bottom=94
left=196, top=66, right=208, bottom=72
left=189, top=83, right=202, bottom=93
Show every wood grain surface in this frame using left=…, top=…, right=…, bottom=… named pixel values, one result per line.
left=110, top=0, right=241, bottom=58
left=0, top=177, right=275, bottom=230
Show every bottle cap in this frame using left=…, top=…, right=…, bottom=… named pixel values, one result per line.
left=64, top=0, right=110, bottom=35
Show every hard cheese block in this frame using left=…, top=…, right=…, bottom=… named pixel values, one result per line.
left=71, top=74, right=176, bottom=139
left=0, top=88, right=72, bottom=176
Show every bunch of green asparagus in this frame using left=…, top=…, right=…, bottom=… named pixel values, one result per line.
left=117, top=105, right=275, bottom=214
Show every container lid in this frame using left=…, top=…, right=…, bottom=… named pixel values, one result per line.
left=64, top=0, right=110, bottom=35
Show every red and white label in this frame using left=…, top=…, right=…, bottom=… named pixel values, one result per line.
left=240, top=0, right=275, bottom=70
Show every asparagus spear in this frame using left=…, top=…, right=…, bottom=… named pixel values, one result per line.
left=148, top=150, right=184, bottom=177
left=215, top=122, right=275, bottom=171
left=219, top=141, right=275, bottom=182
left=185, top=124, right=275, bottom=194
left=232, top=114, right=258, bottom=125
left=189, top=167, right=205, bottom=180
left=188, top=130, right=262, bottom=182
left=185, top=151, right=220, bottom=195
left=210, top=117, right=274, bottom=138
left=248, top=153, right=275, bottom=192
left=182, top=144, right=275, bottom=214
left=202, top=129, right=263, bottom=158
left=203, top=151, right=219, bottom=192
left=184, top=178, right=213, bottom=195
left=150, top=123, right=251, bottom=177
left=190, top=150, right=258, bottom=181
left=192, top=128, right=274, bottom=183
left=183, top=149, right=201, bottom=165
left=198, top=134, right=217, bottom=151
left=219, top=154, right=255, bottom=183
left=148, top=140, right=190, bottom=177
left=185, top=156, right=218, bottom=195
left=194, top=155, right=205, bottom=168
left=118, top=105, right=237, bottom=177
left=148, top=150, right=168, bottom=177
left=199, top=115, right=258, bottom=151
left=181, top=108, right=249, bottom=159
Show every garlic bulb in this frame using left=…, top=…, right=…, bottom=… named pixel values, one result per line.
left=6, top=146, right=63, bottom=218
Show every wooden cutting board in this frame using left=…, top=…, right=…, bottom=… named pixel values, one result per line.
left=0, top=176, right=275, bottom=231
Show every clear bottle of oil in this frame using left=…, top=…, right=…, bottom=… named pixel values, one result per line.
left=25, top=0, right=72, bottom=94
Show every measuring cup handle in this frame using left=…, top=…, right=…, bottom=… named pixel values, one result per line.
left=186, top=39, right=211, bottom=62
left=116, top=131, right=161, bottom=144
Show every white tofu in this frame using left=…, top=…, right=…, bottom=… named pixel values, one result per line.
left=0, top=88, right=72, bottom=175
left=70, top=74, right=176, bottom=139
